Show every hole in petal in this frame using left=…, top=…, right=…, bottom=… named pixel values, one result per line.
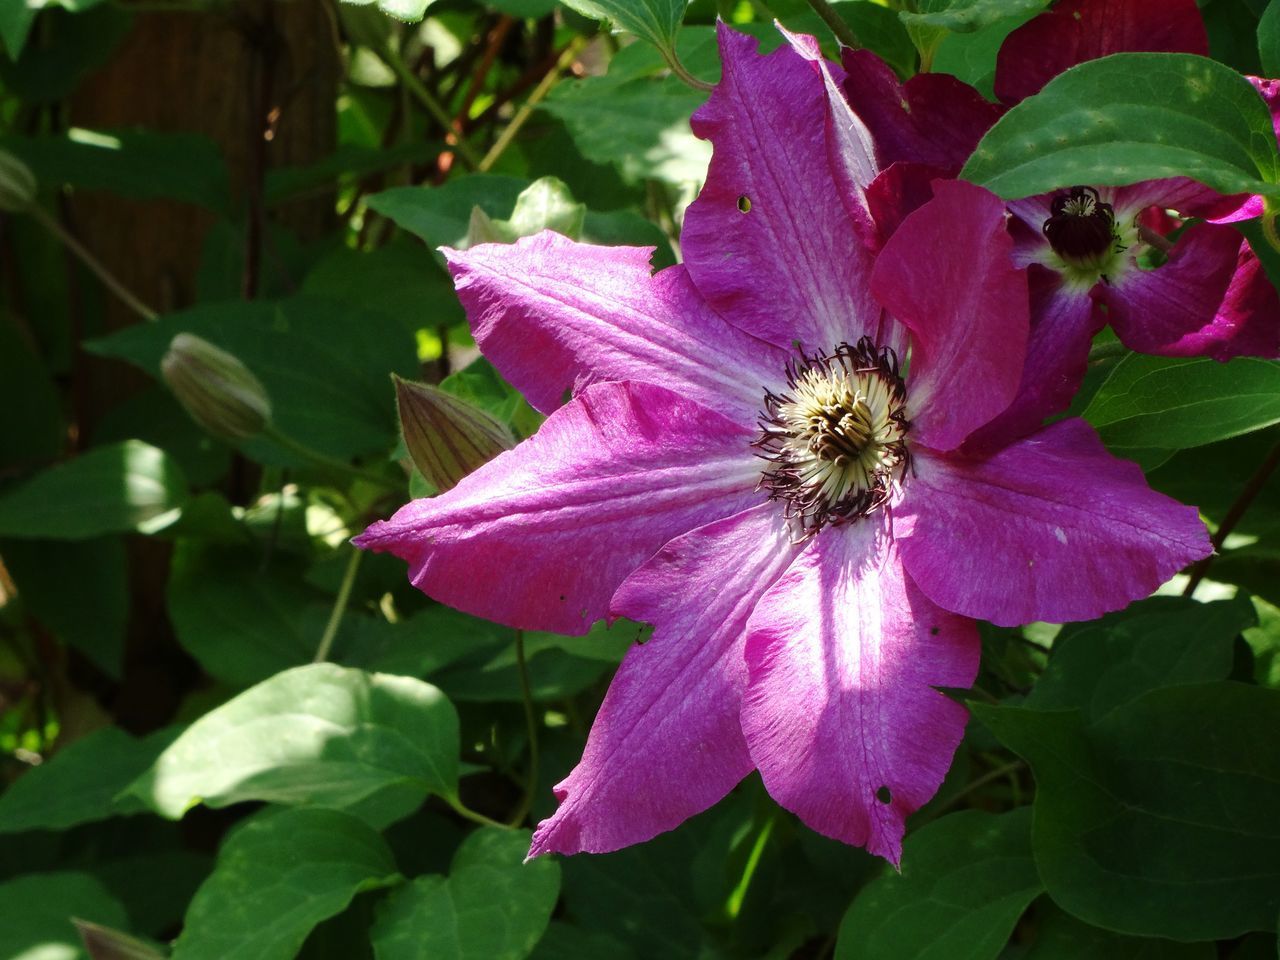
left=737, top=195, right=751, bottom=213
left=875, top=785, right=892, bottom=805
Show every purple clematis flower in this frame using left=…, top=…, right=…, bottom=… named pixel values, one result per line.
left=356, top=26, right=1211, bottom=864
left=843, top=0, right=1280, bottom=447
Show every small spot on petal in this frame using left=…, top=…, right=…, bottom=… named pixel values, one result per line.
left=875, top=785, right=892, bottom=804
left=737, top=195, right=752, bottom=213
left=1054, top=527, right=1068, bottom=545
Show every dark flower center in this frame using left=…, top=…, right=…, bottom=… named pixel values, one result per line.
left=754, top=338, right=911, bottom=536
left=1042, top=185, right=1119, bottom=267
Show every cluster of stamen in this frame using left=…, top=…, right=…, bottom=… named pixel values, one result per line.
left=1042, top=185, right=1123, bottom=271
left=754, top=338, right=910, bottom=537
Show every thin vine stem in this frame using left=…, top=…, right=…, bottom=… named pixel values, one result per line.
left=661, top=47, right=715, bottom=93
left=506, top=630, right=541, bottom=827
left=380, top=45, right=483, bottom=170
left=263, top=426, right=390, bottom=488
left=29, top=205, right=158, bottom=321
left=479, top=37, right=589, bottom=172
left=313, top=547, right=362, bottom=663
left=1183, top=437, right=1280, bottom=598
left=447, top=794, right=514, bottom=830
left=802, top=0, right=862, bottom=51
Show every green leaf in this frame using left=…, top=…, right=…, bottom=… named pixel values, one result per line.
left=899, top=0, right=1046, bottom=34
left=1260, top=0, right=1280, bottom=78
left=0, top=440, right=189, bottom=539
left=962, top=53, right=1280, bottom=200
left=540, top=42, right=709, bottom=186
left=370, top=828, right=561, bottom=960
left=1, top=537, right=128, bottom=676
left=166, top=541, right=323, bottom=687
left=932, top=10, right=1038, bottom=98
left=339, top=0, right=432, bottom=22
left=171, top=807, right=400, bottom=960
left=368, top=176, right=528, bottom=252
left=87, top=297, right=417, bottom=464
left=834, top=809, right=1040, bottom=960
left=1084, top=355, right=1280, bottom=451
left=0, top=872, right=128, bottom=960
left=468, top=177, right=586, bottom=245
left=1025, top=595, right=1256, bottom=720
left=300, top=239, right=464, bottom=338
left=0, top=726, right=177, bottom=833
left=1024, top=905, right=1214, bottom=959
left=975, top=683, right=1280, bottom=940
left=1, top=129, right=232, bottom=214
left=128, top=663, right=460, bottom=819
left=558, top=0, right=686, bottom=55
left=0, top=3, right=37, bottom=59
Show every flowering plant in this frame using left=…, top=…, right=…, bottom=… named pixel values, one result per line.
left=2, top=0, right=1279, bottom=956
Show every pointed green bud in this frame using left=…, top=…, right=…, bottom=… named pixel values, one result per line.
left=161, top=333, right=272, bottom=441
left=0, top=149, right=36, bottom=213
left=395, top=375, right=515, bottom=491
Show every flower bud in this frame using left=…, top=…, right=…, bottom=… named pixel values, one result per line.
left=395, top=375, right=514, bottom=492
left=0, top=149, right=36, bottom=213
left=161, top=333, right=272, bottom=441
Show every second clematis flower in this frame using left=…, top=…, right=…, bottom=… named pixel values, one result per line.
left=356, top=26, right=1212, bottom=864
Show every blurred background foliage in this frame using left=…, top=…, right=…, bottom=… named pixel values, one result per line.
left=0, top=0, right=1278, bottom=957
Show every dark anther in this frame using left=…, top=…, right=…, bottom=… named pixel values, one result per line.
left=737, top=195, right=752, bottom=213
left=1043, top=185, right=1117, bottom=263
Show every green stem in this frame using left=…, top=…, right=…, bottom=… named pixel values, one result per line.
left=1183, top=437, right=1280, bottom=598
left=921, top=759, right=1025, bottom=823
left=661, top=46, right=715, bottom=93
left=803, top=0, right=862, bottom=50
left=506, top=630, right=541, bottom=827
left=29, top=205, right=158, bottom=321
left=725, top=812, right=776, bottom=918
left=380, top=45, right=483, bottom=170
left=446, top=794, right=513, bottom=830
left=262, top=426, right=390, bottom=488
left=314, top=547, right=362, bottom=663
left=480, top=38, right=590, bottom=172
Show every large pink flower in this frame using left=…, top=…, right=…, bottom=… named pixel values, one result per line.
left=356, top=26, right=1211, bottom=864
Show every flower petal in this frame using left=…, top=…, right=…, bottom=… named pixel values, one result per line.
left=528, top=504, right=802, bottom=857
left=740, top=520, right=979, bottom=865
left=994, top=0, right=1208, bottom=105
left=964, top=266, right=1104, bottom=452
left=682, top=24, right=879, bottom=351
left=839, top=49, right=1002, bottom=174
left=865, top=161, right=944, bottom=243
left=1096, top=222, right=1280, bottom=360
left=443, top=232, right=786, bottom=420
left=871, top=179, right=1028, bottom=452
left=896, top=419, right=1211, bottom=627
left=355, top=381, right=761, bottom=634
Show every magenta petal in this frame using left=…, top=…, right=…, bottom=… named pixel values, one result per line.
left=994, top=0, right=1208, bottom=105
left=1097, top=222, right=1278, bottom=360
left=528, top=504, right=803, bottom=857
left=443, top=233, right=786, bottom=420
left=896, top=421, right=1211, bottom=627
left=965, top=266, right=1104, bottom=452
left=839, top=49, right=1002, bottom=174
left=682, top=24, right=879, bottom=351
left=871, top=179, right=1028, bottom=452
left=355, top=381, right=761, bottom=634
left=740, top=520, right=979, bottom=865
left=865, top=161, right=943, bottom=243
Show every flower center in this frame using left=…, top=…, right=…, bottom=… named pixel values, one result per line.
left=1042, top=185, right=1121, bottom=272
left=754, top=338, right=910, bottom=536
